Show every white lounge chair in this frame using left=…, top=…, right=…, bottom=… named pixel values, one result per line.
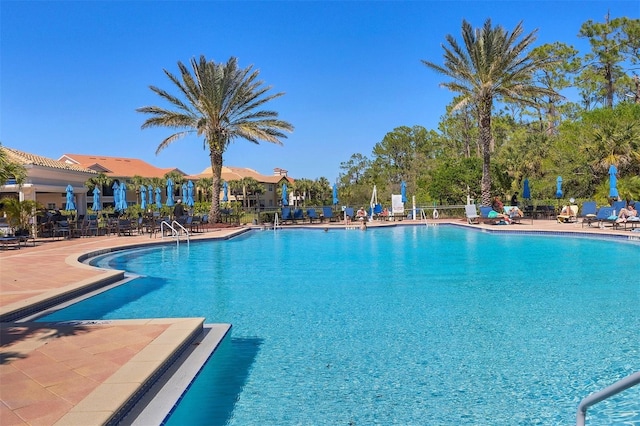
left=465, top=204, right=479, bottom=224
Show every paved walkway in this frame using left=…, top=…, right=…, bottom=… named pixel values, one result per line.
left=0, top=219, right=637, bottom=425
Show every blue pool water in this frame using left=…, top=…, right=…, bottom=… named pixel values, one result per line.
left=39, top=226, right=640, bottom=425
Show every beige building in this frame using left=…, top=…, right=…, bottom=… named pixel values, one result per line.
left=59, top=154, right=187, bottom=208
left=1, top=147, right=96, bottom=214
left=192, top=166, right=293, bottom=208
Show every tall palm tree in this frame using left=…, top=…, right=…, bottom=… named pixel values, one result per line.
left=137, top=56, right=294, bottom=222
left=422, top=19, right=557, bottom=206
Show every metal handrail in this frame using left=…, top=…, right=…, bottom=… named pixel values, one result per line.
left=273, top=213, right=280, bottom=230
left=576, top=371, right=640, bottom=425
left=160, top=220, right=190, bottom=246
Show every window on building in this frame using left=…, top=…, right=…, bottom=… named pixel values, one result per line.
left=47, top=203, right=57, bottom=210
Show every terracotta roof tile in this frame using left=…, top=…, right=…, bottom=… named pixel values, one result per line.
left=2, top=147, right=97, bottom=173
left=59, top=154, right=185, bottom=179
left=192, top=166, right=294, bottom=184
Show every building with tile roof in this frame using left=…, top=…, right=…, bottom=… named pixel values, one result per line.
left=1, top=146, right=97, bottom=213
left=191, top=166, right=294, bottom=208
left=59, top=154, right=186, bottom=179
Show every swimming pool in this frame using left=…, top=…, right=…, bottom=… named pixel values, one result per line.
left=39, top=226, right=640, bottom=424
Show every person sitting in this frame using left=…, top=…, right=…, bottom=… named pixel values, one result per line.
left=487, top=208, right=511, bottom=224
left=616, top=202, right=638, bottom=223
left=557, top=204, right=577, bottom=223
left=491, top=196, right=504, bottom=213
left=508, top=206, right=523, bottom=218
left=356, top=207, right=367, bottom=221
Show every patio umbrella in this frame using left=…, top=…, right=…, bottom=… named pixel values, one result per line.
left=401, top=181, right=407, bottom=203
left=65, top=185, right=76, bottom=211
left=282, top=183, right=289, bottom=206
left=608, top=164, right=619, bottom=199
left=92, top=186, right=102, bottom=212
left=332, top=184, right=338, bottom=205
left=555, top=176, right=563, bottom=198
left=112, top=181, right=121, bottom=209
left=186, top=180, right=195, bottom=207
left=182, top=182, right=187, bottom=202
left=118, top=182, right=128, bottom=211
left=222, top=181, right=229, bottom=202
left=522, top=178, right=531, bottom=200
left=155, top=187, right=162, bottom=209
left=166, top=178, right=175, bottom=207
left=140, top=185, right=147, bottom=210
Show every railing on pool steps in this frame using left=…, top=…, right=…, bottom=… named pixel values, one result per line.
left=160, top=220, right=190, bottom=246
left=273, top=213, right=280, bottom=230
left=576, top=371, right=640, bottom=425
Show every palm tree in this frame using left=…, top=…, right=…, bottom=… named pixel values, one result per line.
left=196, top=177, right=213, bottom=202
left=137, top=56, right=294, bottom=222
left=422, top=19, right=557, bottom=206
left=130, top=175, right=149, bottom=205
left=0, top=144, right=27, bottom=185
left=85, top=172, right=112, bottom=194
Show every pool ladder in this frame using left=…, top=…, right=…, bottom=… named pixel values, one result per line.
left=161, top=220, right=190, bottom=246
left=273, top=213, right=280, bottom=230
left=576, top=371, right=640, bottom=425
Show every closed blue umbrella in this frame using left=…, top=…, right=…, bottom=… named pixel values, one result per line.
left=282, top=183, right=289, bottom=206
left=522, top=178, right=531, bottom=200
left=332, top=184, right=338, bottom=205
left=118, top=182, right=128, bottom=211
left=65, top=185, right=76, bottom=211
left=401, top=181, right=407, bottom=203
left=182, top=182, right=187, bottom=202
left=155, top=187, right=162, bottom=209
left=608, top=164, right=619, bottom=199
left=166, top=178, right=175, bottom=207
left=186, top=180, right=195, bottom=207
left=222, top=181, right=229, bottom=202
left=112, top=181, right=121, bottom=209
left=140, top=185, right=147, bottom=210
left=92, top=186, right=102, bottom=212
left=555, top=176, right=563, bottom=198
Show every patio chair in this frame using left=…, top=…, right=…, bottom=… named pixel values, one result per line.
left=293, top=208, right=304, bottom=223
left=465, top=204, right=479, bottom=224
left=307, top=208, right=321, bottom=224
left=344, top=207, right=354, bottom=222
left=281, top=207, right=293, bottom=224
left=580, top=201, right=598, bottom=227
left=321, top=207, right=335, bottom=223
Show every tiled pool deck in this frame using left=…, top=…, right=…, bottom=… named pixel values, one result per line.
left=0, top=219, right=637, bottom=424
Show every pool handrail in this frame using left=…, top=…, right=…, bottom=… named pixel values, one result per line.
left=160, top=220, right=190, bottom=246
left=576, top=371, right=640, bottom=425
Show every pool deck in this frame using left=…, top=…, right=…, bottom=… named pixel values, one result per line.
left=1, top=218, right=638, bottom=424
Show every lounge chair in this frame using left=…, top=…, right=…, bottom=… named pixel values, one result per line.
left=556, top=205, right=578, bottom=223
left=321, top=207, right=335, bottom=223
left=504, top=206, right=522, bottom=224
left=281, top=207, right=293, bottom=224
left=479, top=206, right=506, bottom=224
left=580, top=201, right=598, bottom=227
left=293, top=208, right=304, bottom=223
left=591, top=207, right=615, bottom=228
left=464, top=204, right=479, bottom=224
left=307, top=208, right=321, bottom=223
left=344, top=207, right=354, bottom=222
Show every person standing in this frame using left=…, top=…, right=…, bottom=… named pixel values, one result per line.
left=173, top=199, right=185, bottom=218
left=511, top=192, right=519, bottom=207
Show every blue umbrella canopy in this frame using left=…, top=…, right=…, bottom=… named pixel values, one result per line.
left=222, top=181, right=229, bottom=202
left=522, top=178, right=531, bottom=200
left=118, top=182, right=128, bottom=211
left=555, top=176, right=563, bottom=198
left=282, top=183, right=289, bottom=206
left=65, top=184, right=76, bottom=211
left=608, top=164, right=619, bottom=199
left=182, top=182, right=187, bottom=201
left=186, top=180, right=195, bottom=207
left=112, top=181, right=121, bottom=209
left=140, top=185, right=147, bottom=210
left=166, top=178, right=175, bottom=207
left=92, top=186, right=102, bottom=212
left=332, top=184, right=338, bottom=205
left=155, top=187, right=162, bottom=209
left=401, top=181, right=407, bottom=203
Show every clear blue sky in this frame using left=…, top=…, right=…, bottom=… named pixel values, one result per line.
left=1, top=1, right=638, bottom=183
